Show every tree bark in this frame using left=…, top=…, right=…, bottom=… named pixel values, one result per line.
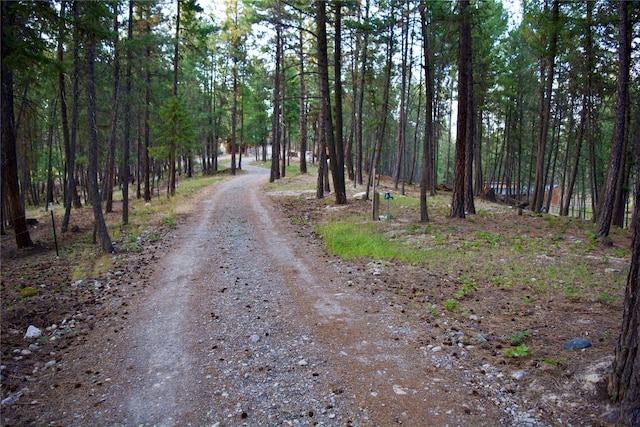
left=608, top=91, right=640, bottom=425
left=70, top=1, right=81, bottom=210
left=332, top=0, right=346, bottom=202
left=105, top=3, right=120, bottom=213
left=394, top=3, right=409, bottom=191
left=144, top=4, right=152, bottom=201
left=86, top=28, right=114, bottom=253
left=355, top=0, right=369, bottom=187
left=531, top=0, right=559, bottom=213
left=419, top=0, right=433, bottom=222
left=316, top=0, right=346, bottom=204
left=168, top=0, right=181, bottom=197
left=1, top=1, right=33, bottom=249
left=562, top=92, right=587, bottom=216
left=59, top=1, right=75, bottom=232
left=298, top=15, right=307, bottom=174
left=270, top=17, right=281, bottom=183
left=122, top=0, right=133, bottom=225
left=365, top=21, right=393, bottom=202
left=596, top=1, right=629, bottom=237
left=450, top=0, right=472, bottom=219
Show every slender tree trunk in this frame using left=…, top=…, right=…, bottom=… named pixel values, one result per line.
left=105, top=4, right=120, bottom=212
left=270, top=19, right=282, bottom=182
left=1, top=1, right=32, bottom=249
left=316, top=114, right=326, bottom=199
left=450, top=0, right=472, bottom=219
left=394, top=4, right=409, bottom=191
left=316, top=0, right=346, bottom=204
left=298, top=16, right=307, bottom=174
left=355, top=0, right=369, bottom=187
left=86, top=29, right=114, bottom=253
left=346, top=23, right=357, bottom=183
left=136, top=107, right=142, bottom=199
left=122, top=0, right=133, bottom=225
left=71, top=1, right=81, bottom=210
left=168, top=0, right=181, bottom=197
left=58, top=1, right=73, bottom=232
left=473, top=109, right=483, bottom=197
left=46, top=98, right=58, bottom=208
left=563, top=93, right=587, bottom=216
left=611, top=95, right=632, bottom=228
left=144, top=5, right=152, bottom=201
left=366, top=22, right=393, bottom=202
left=608, top=92, right=640, bottom=425
left=419, top=0, right=433, bottom=222
left=332, top=0, right=346, bottom=203
left=531, top=0, right=559, bottom=213
left=231, top=60, right=238, bottom=175
left=597, top=1, right=629, bottom=237
left=281, top=71, right=286, bottom=178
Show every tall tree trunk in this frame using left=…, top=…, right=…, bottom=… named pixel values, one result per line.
left=316, top=112, right=326, bottom=199
left=58, top=1, right=73, bottom=232
left=298, top=15, right=307, bottom=174
left=444, top=79, right=454, bottom=186
left=70, top=1, right=81, bottom=210
left=563, top=92, right=587, bottom=216
left=355, top=0, right=369, bottom=187
left=270, top=18, right=282, bottom=182
left=46, top=98, right=58, bottom=208
left=450, top=0, right=472, bottom=219
left=1, top=1, right=33, bottom=249
left=596, top=1, right=629, bottom=237
left=365, top=21, right=393, bottom=202
left=346, top=23, right=357, bottom=183
left=168, top=0, right=181, bottom=197
left=105, top=3, right=120, bottom=212
left=230, top=1, right=239, bottom=176
left=122, top=0, right=133, bottom=225
left=419, top=0, right=433, bottom=222
left=143, top=4, right=152, bottom=202
left=608, top=91, right=640, bottom=426
left=611, top=96, right=632, bottom=228
left=281, top=70, right=286, bottom=178
left=531, top=0, right=559, bottom=213
left=86, top=29, right=114, bottom=253
left=332, top=0, right=346, bottom=202
left=394, top=2, right=409, bottom=191
left=563, top=0, right=593, bottom=217
left=316, top=0, right=346, bottom=204
left=231, top=59, right=238, bottom=175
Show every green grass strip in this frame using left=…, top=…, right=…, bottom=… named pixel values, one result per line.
left=316, top=221, right=428, bottom=263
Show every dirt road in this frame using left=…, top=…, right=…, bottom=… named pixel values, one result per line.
left=18, top=164, right=516, bottom=426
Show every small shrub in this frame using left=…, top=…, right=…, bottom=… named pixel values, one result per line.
left=444, top=298, right=458, bottom=312
left=161, top=217, right=177, bottom=226
left=426, top=304, right=440, bottom=316
left=507, top=329, right=532, bottom=345
left=476, top=230, right=500, bottom=246
left=504, top=344, right=531, bottom=358
left=597, top=291, right=616, bottom=305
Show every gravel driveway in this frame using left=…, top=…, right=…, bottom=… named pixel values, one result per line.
left=23, top=163, right=513, bottom=426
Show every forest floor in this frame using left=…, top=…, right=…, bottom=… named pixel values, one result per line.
left=0, top=160, right=633, bottom=426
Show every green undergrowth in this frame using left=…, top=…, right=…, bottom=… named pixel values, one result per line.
left=316, top=220, right=430, bottom=263
left=314, top=194, right=629, bottom=302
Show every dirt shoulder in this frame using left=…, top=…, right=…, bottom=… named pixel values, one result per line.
left=1, top=165, right=631, bottom=426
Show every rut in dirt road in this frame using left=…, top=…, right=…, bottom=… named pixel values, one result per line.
left=33, top=164, right=512, bottom=426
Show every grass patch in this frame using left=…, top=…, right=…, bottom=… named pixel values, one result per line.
left=504, top=344, right=532, bottom=358
left=316, top=221, right=429, bottom=263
